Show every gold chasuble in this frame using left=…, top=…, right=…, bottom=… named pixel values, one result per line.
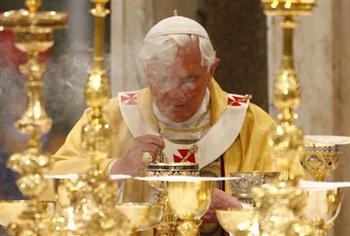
left=50, top=79, right=304, bottom=235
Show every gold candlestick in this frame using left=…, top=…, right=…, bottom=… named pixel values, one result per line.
left=251, top=1, right=316, bottom=235
left=82, top=0, right=111, bottom=167
left=51, top=1, right=131, bottom=235
left=0, top=0, right=67, bottom=234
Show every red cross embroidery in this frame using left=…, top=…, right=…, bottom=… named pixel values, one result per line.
left=121, top=93, right=137, bottom=105
left=174, top=149, right=196, bottom=163
left=227, top=95, right=248, bottom=107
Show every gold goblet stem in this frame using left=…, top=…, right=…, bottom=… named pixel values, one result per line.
left=177, top=220, right=201, bottom=236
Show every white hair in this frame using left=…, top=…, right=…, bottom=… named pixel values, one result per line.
left=137, top=34, right=216, bottom=79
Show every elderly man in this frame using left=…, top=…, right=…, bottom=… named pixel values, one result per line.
left=52, top=16, right=303, bottom=234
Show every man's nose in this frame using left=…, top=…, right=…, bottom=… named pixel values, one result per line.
left=167, top=88, right=186, bottom=102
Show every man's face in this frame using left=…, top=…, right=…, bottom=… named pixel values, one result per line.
left=146, top=42, right=217, bottom=123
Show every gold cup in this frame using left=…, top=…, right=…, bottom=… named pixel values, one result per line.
left=0, top=201, right=29, bottom=226
left=115, top=203, right=163, bottom=235
left=229, top=172, right=279, bottom=206
left=216, top=208, right=258, bottom=235
left=0, top=200, right=55, bottom=226
left=302, top=142, right=341, bottom=181
left=303, top=188, right=342, bottom=234
left=167, top=180, right=214, bottom=236
left=147, top=162, right=199, bottom=235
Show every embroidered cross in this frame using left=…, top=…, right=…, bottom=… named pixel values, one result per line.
left=173, top=145, right=198, bottom=163
left=121, top=93, right=137, bottom=105
left=227, top=94, right=250, bottom=107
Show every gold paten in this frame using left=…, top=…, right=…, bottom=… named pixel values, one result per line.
left=167, top=180, right=214, bottom=236
left=0, top=0, right=67, bottom=235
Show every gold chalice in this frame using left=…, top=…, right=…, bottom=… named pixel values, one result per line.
left=166, top=177, right=214, bottom=236
left=302, top=135, right=350, bottom=181
left=115, top=203, right=163, bottom=235
left=216, top=208, right=258, bottom=236
left=0, top=200, right=55, bottom=231
left=0, top=201, right=31, bottom=226
left=229, top=172, right=279, bottom=206
left=147, top=162, right=199, bottom=235
left=300, top=181, right=342, bottom=235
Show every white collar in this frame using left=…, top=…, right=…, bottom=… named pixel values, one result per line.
left=118, top=91, right=249, bottom=169
left=152, top=88, right=210, bottom=128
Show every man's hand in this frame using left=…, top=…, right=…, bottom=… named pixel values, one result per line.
left=110, top=135, right=164, bottom=176
left=203, top=188, right=242, bottom=223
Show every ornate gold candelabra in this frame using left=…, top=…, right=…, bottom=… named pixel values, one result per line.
left=254, top=1, right=316, bottom=235
left=217, top=1, right=317, bottom=235
left=51, top=1, right=131, bottom=235
left=0, top=0, right=67, bottom=235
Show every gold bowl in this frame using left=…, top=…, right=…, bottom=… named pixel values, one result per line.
left=167, top=179, right=214, bottom=236
left=0, top=201, right=28, bottom=226
left=229, top=172, right=279, bottom=205
left=303, top=188, right=341, bottom=224
left=115, top=203, right=163, bottom=232
left=216, top=208, right=257, bottom=234
left=0, top=200, right=55, bottom=226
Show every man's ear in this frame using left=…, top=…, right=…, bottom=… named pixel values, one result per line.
left=209, top=58, right=220, bottom=78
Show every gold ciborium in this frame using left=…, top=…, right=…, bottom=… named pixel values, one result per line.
left=115, top=203, right=163, bottom=235
left=216, top=208, right=258, bottom=236
left=301, top=135, right=350, bottom=181
left=166, top=177, right=214, bottom=236
left=147, top=162, right=199, bottom=235
left=229, top=172, right=279, bottom=206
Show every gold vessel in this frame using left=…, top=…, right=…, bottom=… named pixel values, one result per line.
left=216, top=208, right=258, bottom=236
left=147, top=161, right=199, bottom=235
left=167, top=180, right=214, bottom=236
left=229, top=172, right=279, bottom=206
left=301, top=135, right=350, bottom=181
left=115, top=203, right=163, bottom=235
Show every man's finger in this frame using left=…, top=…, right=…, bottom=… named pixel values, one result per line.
left=138, top=135, right=165, bottom=149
